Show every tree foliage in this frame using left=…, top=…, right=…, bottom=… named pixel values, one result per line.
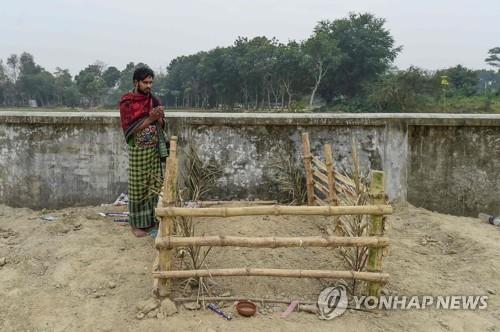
left=0, top=13, right=498, bottom=112
left=485, top=47, right=500, bottom=69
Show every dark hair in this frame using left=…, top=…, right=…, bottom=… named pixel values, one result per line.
left=133, top=67, right=155, bottom=82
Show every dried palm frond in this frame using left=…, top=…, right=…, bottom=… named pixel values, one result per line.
left=181, top=144, right=223, bottom=202
left=334, top=138, right=372, bottom=295
left=173, top=142, right=223, bottom=300
left=269, top=142, right=307, bottom=205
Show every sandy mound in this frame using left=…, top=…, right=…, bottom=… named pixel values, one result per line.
left=0, top=203, right=499, bottom=331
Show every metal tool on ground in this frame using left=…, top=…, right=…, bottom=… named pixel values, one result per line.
left=207, top=303, right=232, bottom=320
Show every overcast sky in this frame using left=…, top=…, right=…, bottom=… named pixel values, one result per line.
left=1, top=0, right=499, bottom=75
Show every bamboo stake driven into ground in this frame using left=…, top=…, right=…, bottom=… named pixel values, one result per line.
left=302, top=133, right=315, bottom=205
left=367, top=170, right=386, bottom=298
left=324, top=144, right=338, bottom=205
left=155, top=136, right=178, bottom=297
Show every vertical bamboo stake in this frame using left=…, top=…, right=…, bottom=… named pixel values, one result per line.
left=324, top=144, right=338, bottom=205
left=351, top=137, right=361, bottom=193
left=162, top=136, right=178, bottom=206
left=156, top=136, right=178, bottom=297
left=301, top=133, right=315, bottom=206
left=367, top=170, right=385, bottom=298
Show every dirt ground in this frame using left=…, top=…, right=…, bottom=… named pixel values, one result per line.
left=0, top=202, right=499, bottom=332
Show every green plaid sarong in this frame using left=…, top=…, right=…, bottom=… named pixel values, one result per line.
left=127, top=143, right=163, bottom=228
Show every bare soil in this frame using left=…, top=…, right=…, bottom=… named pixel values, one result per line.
left=0, top=203, right=499, bottom=332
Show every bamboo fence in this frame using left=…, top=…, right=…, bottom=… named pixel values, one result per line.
left=152, top=135, right=391, bottom=299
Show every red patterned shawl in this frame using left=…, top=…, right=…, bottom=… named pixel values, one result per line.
left=119, top=92, right=160, bottom=141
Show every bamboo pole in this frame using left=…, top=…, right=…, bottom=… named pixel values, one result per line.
left=351, top=137, right=361, bottom=193
left=162, top=136, right=178, bottom=206
left=302, top=133, right=315, bottom=205
left=152, top=198, right=163, bottom=295
left=155, top=235, right=390, bottom=249
left=336, top=172, right=361, bottom=191
left=314, top=182, right=330, bottom=197
left=156, top=204, right=393, bottom=217
left=173, top=296, right=315, bottom=305
left=324, top=144, right=338, bottom=205
left=312, top=158, right=326, bottom=170
left=313, top=157, right=362, bottom=191
left=312, top=157, right=327, bottom=172
left=367, top=170, right=386, bottom=298
left=198, top=200, right=278, bottom=206
left=153, top=268, right=390, bottom=283
left=313, top=169, right=329, bottom=185
left=313, top=195, right=328, bottom=206
left=155, top=136, right=178, bottom=297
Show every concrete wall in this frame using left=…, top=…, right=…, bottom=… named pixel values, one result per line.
left=408, top=125, right=500, bottom=217
left=0, top=111, right=499, bottom=217
left=0, top=112, right=128, bottom=209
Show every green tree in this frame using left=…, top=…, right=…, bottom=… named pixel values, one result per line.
left=118, top=62, right=136, bottom=93
left=485, top=47, right=500, bottom=70
left=0, top=60, right=16, bottom=106
left=315, top=13, right=401, bottom=100
left=233, top=36, right=278, bottom=109
left=19, top=52, right=41, bottom=76
left=0, top=60, right=8, bottom=105
left=15, top=52, right=55, bottom=106
left=17, top=70, right=56, bottom=107
left=54, top=67, right=80, bottom=107
left=477, top=69, right=500, bottom=94
left=6, top=54, right=19, bottom=82
left=369, top=67, right=434, bottom=112
left=303, top=31, right=340, bottom=106
left=435, top=65, right=478, bottom=97
left=102, top=66, right=120, bottom=88
left=275, top=41, right=309, bottom=109
left=75, top=64, right=106, bottom=108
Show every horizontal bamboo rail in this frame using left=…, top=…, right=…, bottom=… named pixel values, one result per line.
left=155, top=235, right=390, bottom=249
left=199, top=200, right=278, bottom=206
left=153, top=268, right=390, bottom=283
left=155, top=205, right=393, bottom=217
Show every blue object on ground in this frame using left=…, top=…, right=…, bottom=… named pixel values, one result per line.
left=149, top=228, right=158, bottom=238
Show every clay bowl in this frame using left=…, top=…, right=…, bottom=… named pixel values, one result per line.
left=236, top=300, right=257, bottom=317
